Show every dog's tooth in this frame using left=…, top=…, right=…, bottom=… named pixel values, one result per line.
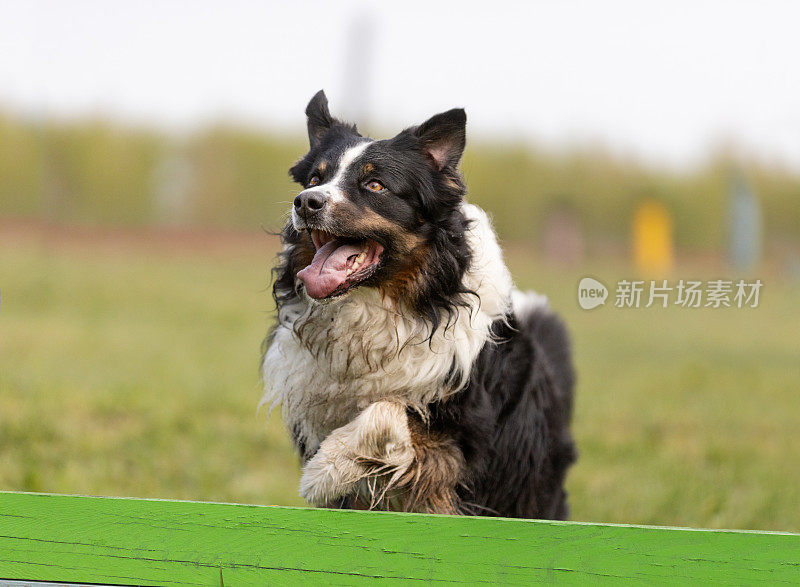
left=356, top=252, right=366, bottom=263
left=346, top=268, right=353, bottom=276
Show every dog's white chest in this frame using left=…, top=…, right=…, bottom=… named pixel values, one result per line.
left=262, top=293, right=479, bottom=452
left=263, top=325, right=371, bottom=448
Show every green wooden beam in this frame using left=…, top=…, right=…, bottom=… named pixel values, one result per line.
left=0, top=491, right=797, bottom=585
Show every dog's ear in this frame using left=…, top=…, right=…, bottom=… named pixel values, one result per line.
left=413, top=108, right=466, bottom=171
left=305, top=90, right=346, bottom=149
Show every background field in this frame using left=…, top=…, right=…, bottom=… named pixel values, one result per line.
left=2, top=223, right=798, bottom=532
left=3, top=113, right=800, bottom=252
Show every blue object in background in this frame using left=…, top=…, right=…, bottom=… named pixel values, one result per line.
left=728, top=172, right=762, bottom=271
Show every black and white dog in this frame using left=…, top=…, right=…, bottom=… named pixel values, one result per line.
left=261, top=91, right=576, bottom=518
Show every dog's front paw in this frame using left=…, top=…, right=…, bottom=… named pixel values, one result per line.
left=299, top=401, right=415, bottom=506
left=299, top=438, right=368, bottom=505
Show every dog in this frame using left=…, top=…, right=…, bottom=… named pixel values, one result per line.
left=261, top=90, right=576, bottom=518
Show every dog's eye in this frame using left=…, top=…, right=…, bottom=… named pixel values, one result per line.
left=366, top=181, right=384, bottom=192
left=307, top=176, right=320, bottom=187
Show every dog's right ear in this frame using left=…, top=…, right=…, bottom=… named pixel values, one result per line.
left=413, top=108, right=467, bottom=172
left=305, top=90, right=341, bottom=149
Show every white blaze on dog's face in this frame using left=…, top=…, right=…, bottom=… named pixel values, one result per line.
left=286, top=90, right=470, bottom=304
left=290, top=140, right=384, bottom=300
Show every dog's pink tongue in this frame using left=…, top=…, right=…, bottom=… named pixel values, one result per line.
left=297, top=240, right=362, bottom=299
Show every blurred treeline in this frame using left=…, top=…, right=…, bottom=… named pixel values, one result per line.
left=2, top=111, right=799, bottom=250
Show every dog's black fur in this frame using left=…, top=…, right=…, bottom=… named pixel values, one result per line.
left=426, top=311, right=577, bottom=518
left=264, top=90, right=576, bottom=519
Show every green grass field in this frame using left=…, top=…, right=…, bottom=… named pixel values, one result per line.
left=1, top=225, right=799, bottom=532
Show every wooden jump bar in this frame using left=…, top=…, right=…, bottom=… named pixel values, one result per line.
left=0, top=491, right=798, bottom=585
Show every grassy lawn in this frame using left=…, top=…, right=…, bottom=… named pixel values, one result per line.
left=1, top=226, right=798, bottom=531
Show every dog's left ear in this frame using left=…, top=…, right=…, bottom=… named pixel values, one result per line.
left=305, top=89, right=353, bottom=149
left=414, top=108, right=466, bottom=171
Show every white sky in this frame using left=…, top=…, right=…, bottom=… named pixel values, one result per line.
left=1, top=0, right=799, bottom=167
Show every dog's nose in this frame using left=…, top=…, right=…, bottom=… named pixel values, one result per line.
left=293, top=190, right=327, bottom=214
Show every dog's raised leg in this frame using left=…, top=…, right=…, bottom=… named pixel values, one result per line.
left=299, top=401, right=464, bottom=514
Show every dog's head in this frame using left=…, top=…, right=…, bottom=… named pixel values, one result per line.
left=277, top=90, right=473, bottom=321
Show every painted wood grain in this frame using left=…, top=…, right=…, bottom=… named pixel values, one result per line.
left=0, top=491, right=798, bottom=585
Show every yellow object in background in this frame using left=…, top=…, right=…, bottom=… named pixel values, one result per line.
left=633, top=199, right=674, bottom=275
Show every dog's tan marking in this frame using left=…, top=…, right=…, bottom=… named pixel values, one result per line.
left=330, top=204, right=424, bottom=251
left=396, top=415, right=464, bottom=514
left=322, top=200, right=425, bottom=255
left=379, top=242, right=431, bottom=300
left=444, top=176, right=462, bottom=190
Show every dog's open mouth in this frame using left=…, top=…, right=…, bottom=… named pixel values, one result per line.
left=297, top=229, right=384, bottom=299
